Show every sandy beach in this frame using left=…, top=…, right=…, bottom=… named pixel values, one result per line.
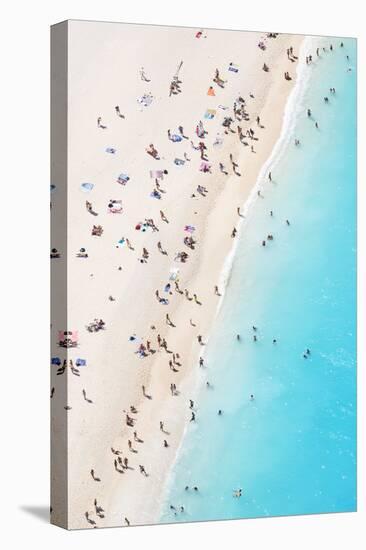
left=51, top=21, right=304, bottom=529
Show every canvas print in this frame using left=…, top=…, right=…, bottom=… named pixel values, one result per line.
left=51, top=20, right=356, bottom=529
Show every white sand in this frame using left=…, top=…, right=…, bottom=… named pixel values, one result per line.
left=51, top=20, right=303, bottom=529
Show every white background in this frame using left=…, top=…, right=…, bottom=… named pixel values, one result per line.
left=0, top=1, right=364, bottom=548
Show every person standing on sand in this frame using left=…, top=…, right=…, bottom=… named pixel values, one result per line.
left=160, top=210, right=169, bottom=223
left=229, top=153, right=241, bottom=176
left=178, top=126, right=189, bottom=139
left=115, top=105, right=125, bottom=118
left=139, top=465, right=148, bottom=476
left=193, top=294, right=202, bottom=305
left=142, top=385, right=152, bottom=399
left=213, top=68, right=226, bottom=88
left=140, top=67, right=151, bottom=82
left=231, top=227, right=237, bottom=238
left=166, top=313, right=176, bottom=327
left=134, top=431, right=144, bottom=443
left=214, top=285, right=222, bottom=296
left=157, top=241, right=168, bottom=255
left=219, top=162, right=228, bottom=175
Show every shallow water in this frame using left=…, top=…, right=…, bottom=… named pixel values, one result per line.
left=160, top=37, right=357, bottom=524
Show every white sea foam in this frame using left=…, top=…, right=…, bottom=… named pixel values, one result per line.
left=216, top=36, right=320, bottom=304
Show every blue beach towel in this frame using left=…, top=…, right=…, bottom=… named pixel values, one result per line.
left=81, top=182, right=94, bottom=192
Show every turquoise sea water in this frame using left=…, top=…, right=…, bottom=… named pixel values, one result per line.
left=160, top=37, right=356, bottom=524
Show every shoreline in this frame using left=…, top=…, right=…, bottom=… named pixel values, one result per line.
left=156, top=34, right=318, bottom=523
left=133, top=34, right=308, bottom=526
left=217, top=36, right=317, bottom=300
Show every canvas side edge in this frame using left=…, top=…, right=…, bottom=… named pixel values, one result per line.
left=50, top=20, right=69, bottom=530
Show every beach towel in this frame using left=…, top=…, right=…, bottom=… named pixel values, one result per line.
left=169, top=268, right=179, bottom=281
left=137, top=93, right=153, bottom=107
left=174, top=158, right=185, bottom=166
left=149, top=170, right=165, bottom=179
left=228, top=62, right=239, bottom=73
left=213, top=135, right=224, bottom=147
left=117, top=173, right=130, bottom=185
left=199, top=161, right=211, bottom=173
left=184, top=225, right=195, bottom=233
left=204, top=109, right=216, bottom=120
left=81, top=182, right=94, bottom=192
left=108, top=200, right=123, bottom=213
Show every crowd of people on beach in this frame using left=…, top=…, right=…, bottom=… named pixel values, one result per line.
left=51, top=29, right=350, bottom=528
